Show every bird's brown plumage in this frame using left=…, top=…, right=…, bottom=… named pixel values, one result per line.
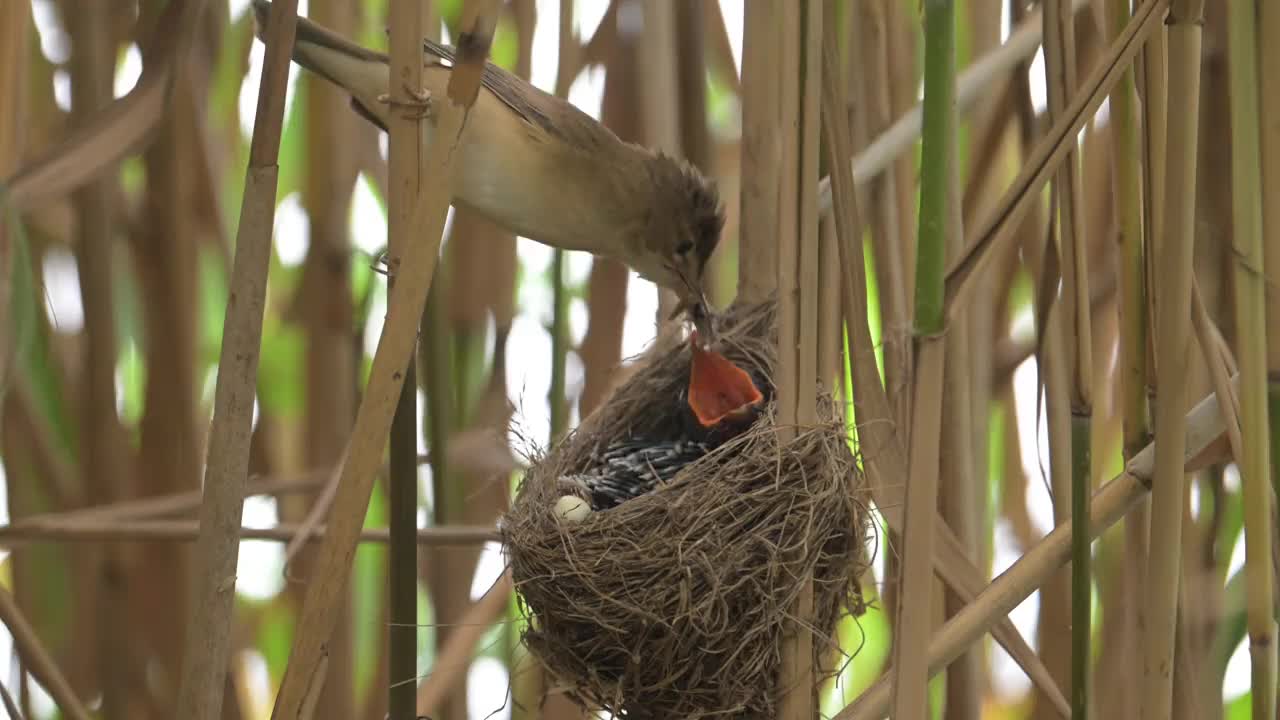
left=251, top=0, right=723, bottom=337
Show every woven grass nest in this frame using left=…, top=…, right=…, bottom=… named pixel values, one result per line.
left=500, top=298, right=872, bottom=719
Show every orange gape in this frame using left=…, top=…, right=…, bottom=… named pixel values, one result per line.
left=687, top=332, right=764, bottom=428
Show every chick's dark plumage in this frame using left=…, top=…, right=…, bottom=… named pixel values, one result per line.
left=563, top=439, right=712, bottom=510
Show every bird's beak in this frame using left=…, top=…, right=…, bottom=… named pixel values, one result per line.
left=668, top=291, right=715, bottom=348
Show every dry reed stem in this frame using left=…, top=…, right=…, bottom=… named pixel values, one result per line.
left=1192, top=283, right=1243, bottom=464
left=175, top=4, right=299, bottom=717
left=737, top=0, right=782, bottom=302
left=1104, top=1, right=1151, bottom=706
left=1043, top=21, right=1096, bottom=712
left=0, top=521, right=498, bottom=546
left=0, top=588, right=91, bottom=720
left=282, top=450, right=343, bottom=569
left=850, top=0, right=911, bottom=431
left=415, top=572, right=514, bottom=715
left=819, top=29, right=1068, bottom=712
left=1225, top=2, right=1278, bottom=713
left=890, top=0, right=955, bottom=714
left=1262, top=0, right=1280, bottom=371
left=6, top=473, right=325, bottom=529
left=1045, top=0, right=1092, bottom=414
left=944, top=0, right=1167, bottom=313
left=268, top=2, right=502, bottom=713
left=1131, top=8, right=1169, bottom=712
left=836, top=375, right=1239, bottom=720
left=3, top=0, right=204, bottom=212
left=939, top=85, right=979, bottom=720
left=386, top=0, right=428, bottom=716
left=816, top=0, right=1088, bottom=214
left=774, top=2, right=821, bottom=717
left=1142, top=2, right=1202, bottom=717
left=66, top=3, right=133, bottom=713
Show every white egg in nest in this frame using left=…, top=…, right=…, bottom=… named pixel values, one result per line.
left=553, top=495, right=592, bottom=523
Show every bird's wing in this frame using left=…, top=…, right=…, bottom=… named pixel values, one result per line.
left=423, top=38, right=615, bottom=155
left=421, top=38, right=565, bottom=141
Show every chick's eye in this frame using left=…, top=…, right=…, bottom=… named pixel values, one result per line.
left=676, top=240, right=694, bottom=255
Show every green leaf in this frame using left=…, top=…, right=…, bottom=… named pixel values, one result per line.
left=256, top=599, right=297, bottom=683
left=257, top=320, right=305, bottom=417
left=276, top=77, right=309, bottom=201
left=3, top=211, right=76, bottom=455
left=199, top=244, right=231, bottom=367
left=353, top=480, right=390, bottom=700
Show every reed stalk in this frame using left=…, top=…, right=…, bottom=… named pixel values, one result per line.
left=1107, top=0, right=1150, bottom=471
left=1142, top=2, right=1203, bottom=718
left=737, top=0, right=781, bottom=302
left=1257, top=0, right=1280, bottom=547
left=548, top=0, right=574, bottom=443
left=1132, top=6, right=1168, bottom=715
left=890, top=1, right=953, bottom=717
left=269, top=2, right=503, bottom=714
left=173, top=0, right=287, bottom=716
left=63, top=1, right=134, bottom=714
left=295, top=2, right=360, bottom=716
left=775, top=2, right=822, bottom=718
left=386, top=0, right=427, bottom=716
left=1225, top=2, right=1277, bottom=716
left=1045, top=0, right=1094, bottom=714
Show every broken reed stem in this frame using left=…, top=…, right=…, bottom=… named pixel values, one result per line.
left=1226, top=2, right=1278, bottom=716
left=836, top=375, right=1240, bottom=720
left=386, top=0, right=427, bottom=716
left=0, top=521, right=498, bottom=545
left=269, top=2, right=503, bottom=715
left=0, top=588, right=91, bottom=720
left=891, top=1, right=953, bottom=718
left=1142, top=2, right=1202, bottom=717
left=174, top=2, right=296, bottom=718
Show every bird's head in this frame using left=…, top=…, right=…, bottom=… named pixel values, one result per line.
left=629, top=153, right=725, bottom=343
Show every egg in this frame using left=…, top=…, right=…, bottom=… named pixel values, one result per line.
left=553, top=495, right=591, bottom=523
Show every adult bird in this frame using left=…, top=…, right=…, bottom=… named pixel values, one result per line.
left=251, top=0, right=723, bottom=340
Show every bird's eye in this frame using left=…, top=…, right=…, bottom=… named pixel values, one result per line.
left=676, top=240, right=694, bottom=255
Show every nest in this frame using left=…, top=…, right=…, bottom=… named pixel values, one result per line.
left=501, top=299, right=871, bottom=719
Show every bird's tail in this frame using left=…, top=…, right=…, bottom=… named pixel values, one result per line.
left=250, top=0, right=390, bottom=127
